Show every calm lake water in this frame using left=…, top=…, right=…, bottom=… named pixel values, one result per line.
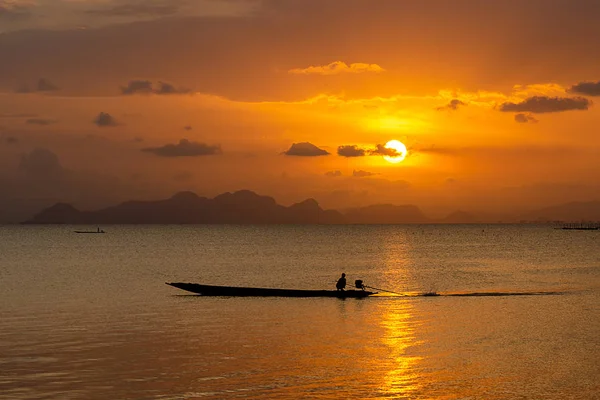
left=0, top=225, right=598, bottom=399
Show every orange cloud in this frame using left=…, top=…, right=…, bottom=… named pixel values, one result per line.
left=288, top=61, right=385, bottom=75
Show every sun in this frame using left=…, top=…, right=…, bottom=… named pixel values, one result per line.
left=383, top=140, right=408, bottom=164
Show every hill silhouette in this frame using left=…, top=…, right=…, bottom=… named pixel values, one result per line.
left=23, top=190, right=431, bottom=224
left=519, top=201, right=600, bottom=222
left=21, top=190, right=600, bottom=224
left=23, top=190, right=348, bottom=224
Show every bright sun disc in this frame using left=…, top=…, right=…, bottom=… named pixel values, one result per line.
left=383, top=140, right=408, bottom=164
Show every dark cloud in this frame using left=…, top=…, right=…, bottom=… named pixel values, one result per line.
left=16, top=78, right=60, bottom=93
left=26, top=118, right=57, bottom=126
left=498, top=96, right=591, bottom=113
left=121, top=80, right=154, bottom=95
left=120, top=80, right=191, bottom=95
left=336, top=143, right=405, bottom=158
left=325, top=170, right=342, bottom=177
left=436, top=99, right=467, bottom=111
left=37, top=78, right=59, bottom=92
left=5, top=136, right=18, bottom=144
left=569, top=80, right=600, bottom=96
left=353, top=170, right=377, bottom=178
left=142, top=139, right=222, bottom=157
left=283, top=142, right=329, bottom=156
left=369, top=144, right=399, bottom=157
left=337, top=145, right=366, bottom=157
left=94, top=112, right=119, bottom=127
left=19, top=148, right=64, bottom=178
left=514, top=113, right=538, bottom=124
left=155, top=81, right=191, bottom=95
left=86, top=1, right=181, bottom=17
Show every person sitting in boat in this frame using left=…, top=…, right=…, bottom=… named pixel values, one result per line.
left=336, top=273, right=347, bottom=291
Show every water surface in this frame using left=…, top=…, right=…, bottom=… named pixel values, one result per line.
left=1, top=225, right=598, bottom=399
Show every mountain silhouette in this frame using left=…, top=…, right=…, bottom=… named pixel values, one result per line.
left=23, top=190, right=347, bottom=224
left=519, top=201, right=600, bottom=222
left=22, top=190, right=432, bottom=224
left=20, top=190, right=600, bottom=224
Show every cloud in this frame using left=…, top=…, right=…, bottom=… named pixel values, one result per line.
left=498, top=96, right=591, bottom=113
left=325, top=170, right=342, bottom=177
left=36, top=78, right=59, bottom=92
left=184, top=125, right=193, bottom=131
left=120, top=80, right=191, bottom=95
left=369, top=144, right=399, bottom=157
left=514, top=113, right=538, bottom=124
left=0, top=0, right=34, bottom=20
left=5, top=136, right=18, bottom=144
left=353, top=170, right=377, bottom=178
left=436, top=99, right=467, bottom=111
left=19, top=148, right=64, bottom=178
left=121, top=80, right=154, bottom=94
left=569, top=81, right=600, bottom=96
left=155, top=81, right=191, bottom=95
left=26, top=118, right=57, bottom=125
left=336, top=143, right=405, bottom=158
left=142, top=139, right=222, bottom=157
left=16, top=78, right=60, bottom=93
left=93, top=112, right=119, bottom=127
left=289, top=61, right=385, bottom=75
left=0, top=113, right=36, bottom=119
left=86, top=1, right=181, bottom=17
left=283, top=142, right=329, bottom=156
left=337, top=145, right=366, bottom=157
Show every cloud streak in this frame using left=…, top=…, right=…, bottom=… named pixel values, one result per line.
left=498, top=96, right=591, bottom=113
left=142, top=139, right=222, bottom=157
left=0, top=0, right=34, bottom=20
left=86, top=1, right=181, bottom=17
left=336, top=144, right=401, bottom=158
left=289, top=61, right=385, bottom=76
left=120, top=80, right=191, bottom=95
left=337, top=145, right=366, bottom=157
left=569, top=80, right=600, bottom=96
left=353, top=170, right=377, bottom=178
left=26, top=118, right=57, bottom=125
left=514, top=113, right=538, bottom=124
left=436, top=99, right=467, bottom=111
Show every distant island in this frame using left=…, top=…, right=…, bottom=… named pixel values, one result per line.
left=21, top=190, right=600, bottom=225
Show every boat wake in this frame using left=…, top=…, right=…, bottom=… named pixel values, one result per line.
left=378, top=290, right=565, bottom=298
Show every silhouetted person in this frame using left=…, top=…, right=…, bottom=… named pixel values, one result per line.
left=336, top=273, right=346, bottom=291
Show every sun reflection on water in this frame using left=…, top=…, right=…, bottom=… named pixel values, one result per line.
left=376, top=229, right=424, bottom=398
left=378, top=300, right=424, bottom=398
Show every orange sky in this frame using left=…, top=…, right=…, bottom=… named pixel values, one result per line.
left=1, top=0, right=599, bottom=221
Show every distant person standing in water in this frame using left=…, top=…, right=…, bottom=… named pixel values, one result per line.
left=336, top=273, right=346, bottom=291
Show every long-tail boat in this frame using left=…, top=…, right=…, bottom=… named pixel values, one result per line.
left=166, top=282, right=376, bottom=298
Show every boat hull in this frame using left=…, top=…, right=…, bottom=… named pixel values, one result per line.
left=166, top=282, right=375, bottom=298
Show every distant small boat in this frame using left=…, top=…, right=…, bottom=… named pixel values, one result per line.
left=558, top=222, right=599, bottom=230
left=74, top=228, right=105, bottom=234
left=166, top=282, right=376, bottom=298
